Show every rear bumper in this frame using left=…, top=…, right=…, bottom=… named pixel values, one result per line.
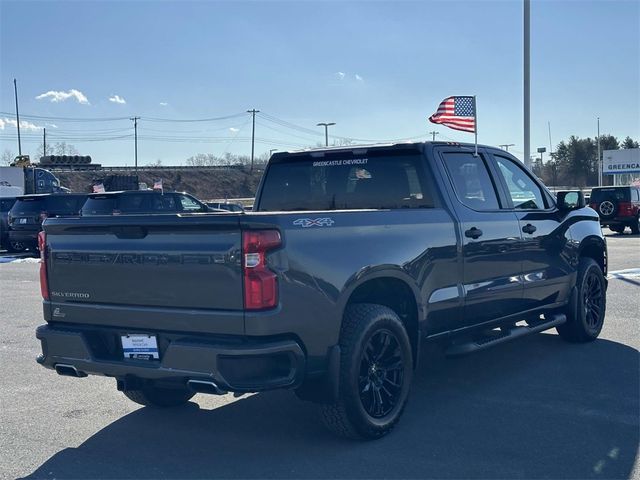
left=599, top=216, right=635, bottom=226
left=36, top=324, right=306, bottom=393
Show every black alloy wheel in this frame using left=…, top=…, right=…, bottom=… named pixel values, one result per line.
left=359, top=329, right=405, bottom=418
left=557, top=257, right=606, bottom=343
left=583, top=269, right=605, bottom=332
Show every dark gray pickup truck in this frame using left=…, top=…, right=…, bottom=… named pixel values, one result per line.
left=35, top=142, right=607, bottom=439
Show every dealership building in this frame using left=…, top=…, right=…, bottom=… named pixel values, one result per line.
left=603, top=148, right=640, bottom=186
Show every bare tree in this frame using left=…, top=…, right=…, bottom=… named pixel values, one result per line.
left=34, top=143, right=54, bottom=160
left=185, top=153, right=217, bottom=166
left=147, top=159, right=163, bottom=167
left=53, top=142, right=79, bottom=155
left=1, top=149, right=15, bottom=166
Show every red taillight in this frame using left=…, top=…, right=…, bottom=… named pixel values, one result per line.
left=242, top=230, right=281, bottom=310
left=618, top=202, right=633, bottom=216
left=38, top=231, right=49, bottom=300
left=40, top=211, right=48, bottom=221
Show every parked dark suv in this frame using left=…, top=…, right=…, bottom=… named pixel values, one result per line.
left=8, top=194, right=88, bottom=250
left=589, top=186, right=640, bottom=234
left=80, top=190, right=210, bottom=216
left=1, top=197, right=20, bottom=252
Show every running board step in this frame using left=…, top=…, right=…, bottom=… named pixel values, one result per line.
left=445, top=314, right=567, bottom=357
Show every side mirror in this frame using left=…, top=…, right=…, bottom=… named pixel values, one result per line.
left=557, top=191, right=585, bottom=211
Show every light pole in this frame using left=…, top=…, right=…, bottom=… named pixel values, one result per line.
left=247, top=109, right=260, bottom=172
left=428, top=131, right=439, bottom=142
left=499, top=143, right=515, bottom=151
left=597, top=117, right=601, bottom=186
left=269, top=149, right=278, bottom=157
left=130, top=117, right=140, bottom=173
left=317, top=122, right=336, bottom=147
left=524, top=0, right=531, bottom=168
left=14, top=79, right=22, bottom=157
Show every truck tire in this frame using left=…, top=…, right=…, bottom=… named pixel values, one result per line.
left=631, top=216, right=640, bottom=235
left=122, top=382, right=195, bottom=408
left=556, top=257, right=606, bottom=343
left=609, top=224, right=625, bottom=234
left=321, top=304, right=413, bottom=440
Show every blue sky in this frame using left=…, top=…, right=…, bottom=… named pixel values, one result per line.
left=1, top=0, right=638, bottom=166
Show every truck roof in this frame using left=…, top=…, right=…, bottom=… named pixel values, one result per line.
left=273, top=140, right=496, bottom=157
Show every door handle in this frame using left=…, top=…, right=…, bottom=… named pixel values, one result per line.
left=522, top=224, right=537, bottom=234
left=465, top=227, right=483, bottom=239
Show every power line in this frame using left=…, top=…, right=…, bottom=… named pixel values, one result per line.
left=140, top=113, right=246, bottom=123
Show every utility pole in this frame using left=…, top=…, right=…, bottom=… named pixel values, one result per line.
left=43, top=128, right=46, bottom=159
left=548, top=121, right=553, bottom=156
left=317, top=122, right=336, bottom=147
left=428, top=131, right=439, bottom=142
left=247, top=109, right=260, bottom=172
left=130, top=117, right=140, bottom=173
left=499, top=143, right=515, bottom=151
left=597, top=117, right=601, bottom=186
left=524, top=0, right=530, bottom=169
left=14, top=78, right=22, bottom=156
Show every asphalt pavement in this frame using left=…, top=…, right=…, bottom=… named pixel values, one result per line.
left=0, top=229, right=638, bottom=479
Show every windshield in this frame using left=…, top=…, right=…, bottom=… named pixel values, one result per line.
left=258, top=154, right=435, bottom=211
left=11, top=198, right=45, bottom=215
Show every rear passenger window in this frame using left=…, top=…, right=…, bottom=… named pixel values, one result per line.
left=119, top=194, right=149, bottom=213
left=152, top=195, right=177, bottom=212
left=442, top=152, right=500, bottom=210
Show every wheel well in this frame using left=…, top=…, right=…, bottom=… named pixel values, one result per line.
left=580, top=242, right=606, bottom=273
left=346, top=277, right=419, bottom=367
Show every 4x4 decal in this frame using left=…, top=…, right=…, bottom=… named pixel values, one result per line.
left=293, top=218, right=335, bottom=228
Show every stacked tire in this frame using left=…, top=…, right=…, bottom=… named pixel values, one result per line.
left=40, top=155, right=92, bottom=166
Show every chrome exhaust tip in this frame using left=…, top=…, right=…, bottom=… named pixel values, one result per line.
left=54, top=364, right=87, bottom=378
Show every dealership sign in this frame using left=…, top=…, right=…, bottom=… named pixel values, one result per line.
left=603, top=148, right=640, bottom=174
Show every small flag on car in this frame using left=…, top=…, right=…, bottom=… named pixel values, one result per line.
left=93, top=183, right=105, bottom=193
left=153, top=179, right=163, bottom=193
left=429, top=95, right=478, bottom=154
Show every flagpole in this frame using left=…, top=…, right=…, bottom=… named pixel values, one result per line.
left=473, top=95, right=478, bottom=156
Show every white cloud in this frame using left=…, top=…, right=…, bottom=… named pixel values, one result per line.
left=0, top=117, right=43, bottom=131
left=335, top=72, right=345, bottom=80
left=35, top=89, right=89, bottom=105
left=159, top=102, right=168, bottom=107
left=109, top=94, right=126, bottom=104
left=229, top=127, right=240, bottom=133
left=46, top=123, right=58, bottom=129
left=355, top=74, right=364, bottom=82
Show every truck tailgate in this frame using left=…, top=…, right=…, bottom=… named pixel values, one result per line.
left=42, top=214, right=245, bottom=333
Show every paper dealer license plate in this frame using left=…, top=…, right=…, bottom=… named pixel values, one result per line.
left=121, top=334, right=159, bottom=360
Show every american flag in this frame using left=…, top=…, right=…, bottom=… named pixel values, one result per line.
left=92, top=183, right=105, bottom=193
left=429, top=96, right=476, bottom=133
left=153, top=179, right=163, bottom=192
